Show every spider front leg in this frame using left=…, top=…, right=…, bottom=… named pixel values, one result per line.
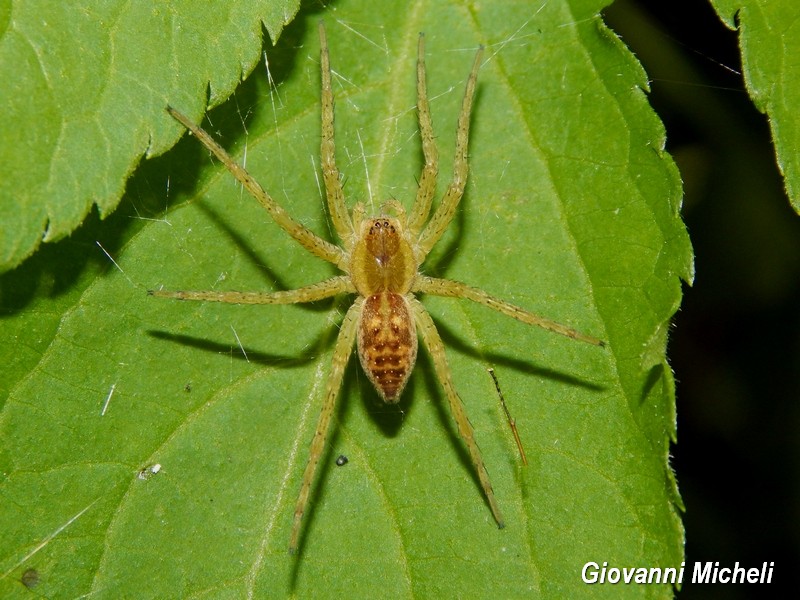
left=166, top=106, right=347, bottom=271
left=416, top=45, right=484, bottom=259
left=406, top=33, right=439, bottom=237
left=409, top=297, right=505, bottom=529
left=290, top=297, right=363, bottom=553
left=318, top=23, right=355, bottom=248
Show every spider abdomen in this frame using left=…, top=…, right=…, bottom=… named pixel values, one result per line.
left=357, top=292, right=417, bottom=403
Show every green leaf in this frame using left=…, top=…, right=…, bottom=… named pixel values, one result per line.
left=0, top=1, right=691, bottom=597
left=709, top=0, right=800, bottom=213
left=0, top=0, right=300, bottom=273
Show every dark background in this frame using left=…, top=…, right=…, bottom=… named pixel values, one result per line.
left=606, top=1, right=800, bottom=597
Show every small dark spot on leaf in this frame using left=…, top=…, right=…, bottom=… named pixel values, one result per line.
left=21, top=568, right=39, bottom=589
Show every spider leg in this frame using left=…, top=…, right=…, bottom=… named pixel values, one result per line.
left=406, top=33, right=439, bottom=238
left=290, top=297, right=362, bottom=553
left=413, top=275, right=605, bottom=346
left=166, top=106, right=348, bottom=271
left=409, top=297, right=505, bottom=529
left=415, top=46, right=483, bottom=258
left=318, top=23, right=356, bottom=249
left=149, top=275, right=354, bottom=304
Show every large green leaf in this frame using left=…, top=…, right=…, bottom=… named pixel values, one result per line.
left=0, top=0, right=300, bottom=272
left=0, top=0, right=691, bottom=597
left=709, top=0, right=800, bottom=213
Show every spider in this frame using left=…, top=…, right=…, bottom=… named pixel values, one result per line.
left=153, top=23, right=604, bottom=553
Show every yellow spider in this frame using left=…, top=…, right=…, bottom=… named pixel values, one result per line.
left=153, top=23, right=603, bottom=553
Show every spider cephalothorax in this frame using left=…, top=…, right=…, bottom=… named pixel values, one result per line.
left=154, top=23, right=603, bottom=553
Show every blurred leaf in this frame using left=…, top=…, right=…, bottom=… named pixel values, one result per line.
left=0, top=0, right=300, bottom=272
left=0, top=0, right=690, bottom=597
left=710, top=0, right=800, bottom=213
